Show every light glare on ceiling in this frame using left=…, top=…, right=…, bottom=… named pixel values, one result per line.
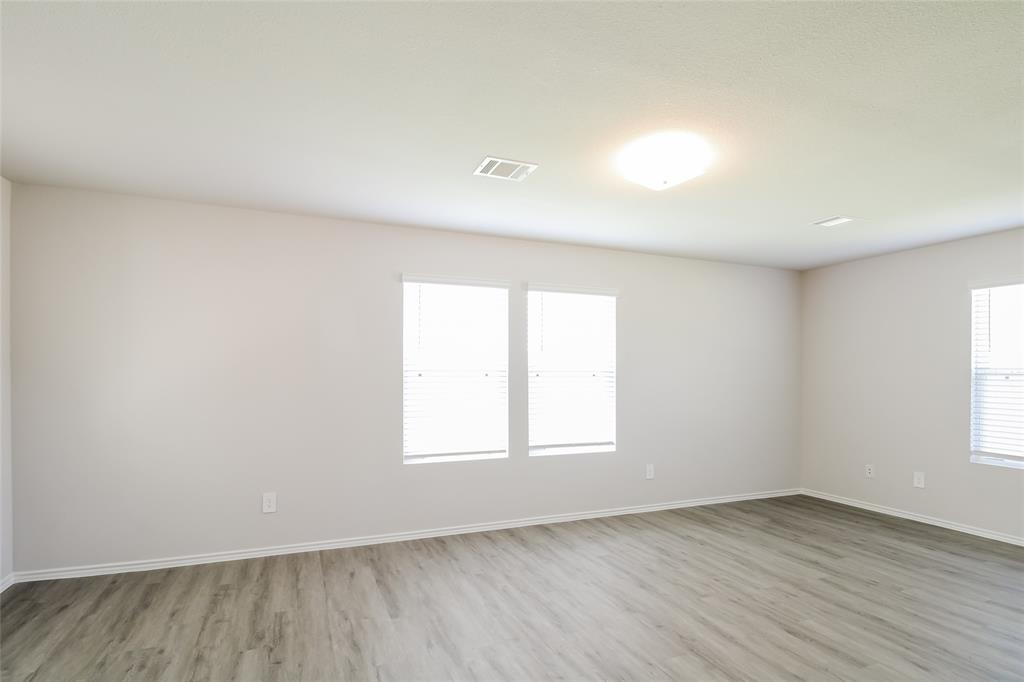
left=615, top=131, right=714, bottom=191
left=813, top=216, right=854, bottom=227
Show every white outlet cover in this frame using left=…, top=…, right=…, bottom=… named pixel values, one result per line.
left=262, top=491, right=278, bottom=513
left=913, top=472, right=925, bottom=488
left=865, top=464, right=875, bottom=478
left=645, top=464, right=654, bottom=480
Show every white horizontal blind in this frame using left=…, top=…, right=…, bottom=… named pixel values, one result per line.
left=403, top=281, right=508, bottom=462
left=971, top=283, right=1024, bottom=460
left=528, top=289, right=616, bottom=456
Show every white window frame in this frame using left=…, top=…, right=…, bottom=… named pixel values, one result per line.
left=969, top=279, right=1024, bottom=470
left=402, top=274, right=510, bottom=464
left=527, top=283, right=617, bottom=457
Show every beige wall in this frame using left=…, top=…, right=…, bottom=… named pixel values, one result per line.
left=1, top=178, right=11, bottom=582
left=11, top=184, right=801, bottom=572
left=801, top=228, right=1024, bottom=540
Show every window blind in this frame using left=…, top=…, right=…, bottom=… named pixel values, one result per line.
left=971, top=283, right=1024, bottom=461
left=528, top=289, right=616, bottom=456
left=403, top=280, right=508, bottom=462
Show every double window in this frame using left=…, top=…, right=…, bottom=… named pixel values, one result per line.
left=970, top=282, right=1023, bottom=468
left=402, top=279, right=617, bottom=462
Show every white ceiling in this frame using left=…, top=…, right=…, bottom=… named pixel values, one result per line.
left=2, top=2, right=1022, bottom=269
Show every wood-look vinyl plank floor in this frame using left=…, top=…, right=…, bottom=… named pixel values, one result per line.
left=2, top=495, right=1022, bottom=681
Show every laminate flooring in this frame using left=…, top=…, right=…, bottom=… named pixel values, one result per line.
left=2, top=495, right=1022, bottom=681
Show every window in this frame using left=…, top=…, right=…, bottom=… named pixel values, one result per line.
left=403, top=279, right=508, bottom=463
left=528, top=288, right=616, bottom=455
left=971, top=282, right=1024, bottom=468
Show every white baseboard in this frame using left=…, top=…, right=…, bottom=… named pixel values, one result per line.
left=0, top=572, right=14, bottom=594
left=800, top=488, right=1024, bottom=547
left=6, top=488, right=1017, bottom=594
left=3, top=488, right=800, bottom=591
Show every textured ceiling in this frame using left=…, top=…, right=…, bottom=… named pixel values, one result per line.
left=2, top=2, right=1022, bottom=269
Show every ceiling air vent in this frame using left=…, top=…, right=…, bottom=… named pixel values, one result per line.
left=473, top=156, right=538, bottom=182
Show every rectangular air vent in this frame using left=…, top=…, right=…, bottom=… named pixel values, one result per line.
left=474, top=156, right=538, bottom=182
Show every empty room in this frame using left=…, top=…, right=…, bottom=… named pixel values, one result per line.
left=0, top=1, right=1022, bottom=680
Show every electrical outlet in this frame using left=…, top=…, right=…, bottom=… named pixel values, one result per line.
left=645, top=463, right=654, bottom=480
left=262, top=492, right=278, bottom=513
left=913, top=472, right=925, bottom=488
left=865, top=464, right=875, bottom=478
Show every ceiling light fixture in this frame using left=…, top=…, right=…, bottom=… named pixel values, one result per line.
left=615, top=130, right=714, bottom=191
left=813, top=216, right=854, bottom=227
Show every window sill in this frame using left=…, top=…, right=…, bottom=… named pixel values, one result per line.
left=970, top=453, right=1024, bottom=470
left=529, top=444, right=617, bottom=457
left=404, top=451, right=508, bottom=465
